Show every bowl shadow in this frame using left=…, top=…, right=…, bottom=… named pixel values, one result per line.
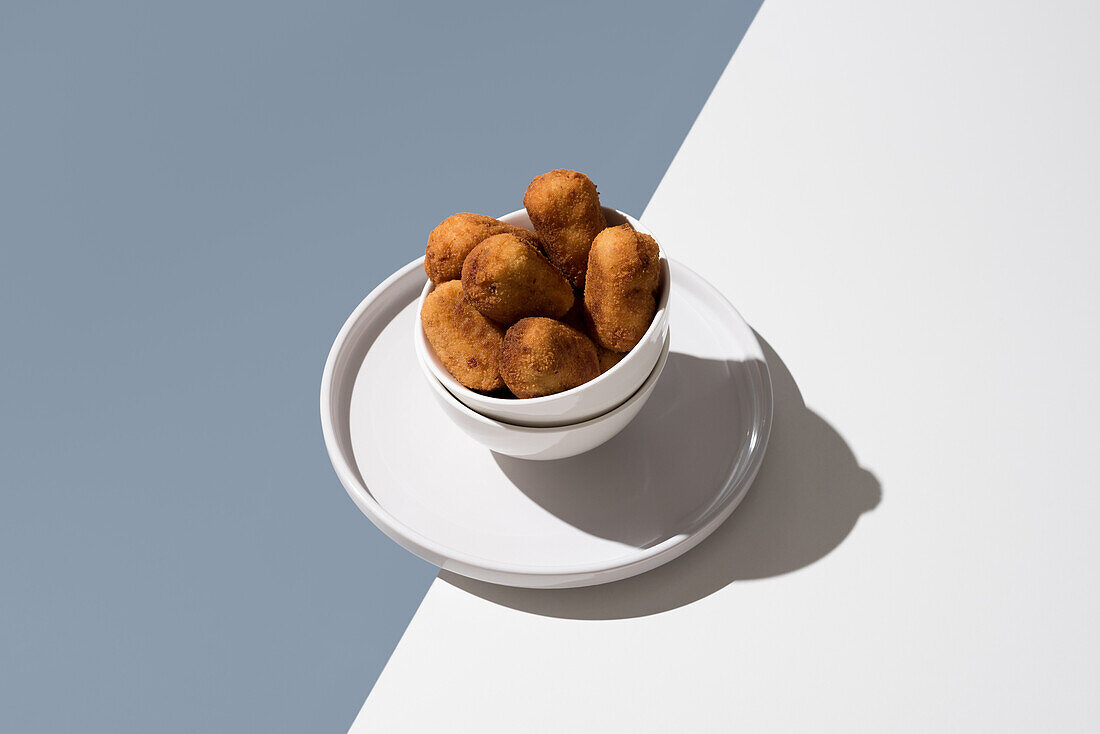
left=440, top=333, right=881, bottom=619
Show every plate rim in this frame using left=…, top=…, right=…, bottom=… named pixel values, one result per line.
left=320, top=257, right=774, bottom=587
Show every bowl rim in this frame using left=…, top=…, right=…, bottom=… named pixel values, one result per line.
left=416, top=206, right=670, bottom=407
left=425, top=329, right=671, bottom=433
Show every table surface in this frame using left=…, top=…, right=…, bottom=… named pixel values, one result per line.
left=353, top=0, right=1100, bottom=730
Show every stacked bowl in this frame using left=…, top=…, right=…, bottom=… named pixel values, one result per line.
left=414, top=207, right=671, bottom=461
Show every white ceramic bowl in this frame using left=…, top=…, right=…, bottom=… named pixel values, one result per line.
left=415, top=206, right=670, bottom=427
left=422, top=331, right=671, bottom=460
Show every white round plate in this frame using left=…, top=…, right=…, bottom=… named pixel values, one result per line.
left=320, top=257, right=773, bottom=588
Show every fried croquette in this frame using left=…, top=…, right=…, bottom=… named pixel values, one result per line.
left=420, top=280, right=506, bottom=391
left=522, top=170, right=608, bottom=289
left=424, top=213, right=540, bottom=284
left=499, top=317, right=599, bottom=398
left=584, top=224, right=661, bottom=352
left=461, top=233, right=574, bottom=325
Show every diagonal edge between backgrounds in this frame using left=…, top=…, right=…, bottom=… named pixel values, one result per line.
left=348, top=12, right=769, bottom=729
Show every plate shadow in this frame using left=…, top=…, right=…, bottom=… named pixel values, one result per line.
left=440, top=334, right=881, bottom=619
left=491, top=349, right=765, bottom=549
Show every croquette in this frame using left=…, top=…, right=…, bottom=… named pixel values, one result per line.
left=522, top=170, right=607, bottom=288
left=424, top=212, right=541, bottom=284
left=584, top=224, right=661, bottom=352
left=499, top=317, right=599, bottom=398
left=461, top=233, right=574, bottom=325
left=420, top=280, right=506, bottom=391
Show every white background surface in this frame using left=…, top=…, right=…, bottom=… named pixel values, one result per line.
left=353, top=0, right=1100, bottom=730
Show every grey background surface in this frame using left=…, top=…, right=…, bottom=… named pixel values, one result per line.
left=0, top=1, right=761, bottom=730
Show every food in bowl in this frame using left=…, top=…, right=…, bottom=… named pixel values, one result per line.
left=461, top=233, right=574, bottom=325
left=499, top=317, right=600, bottom=398
left=419, top=169, right=662, bottom=400
left=584, top=223, right=662, bottom=352
left=522, top=169, right=608, bottom=288
left=419, top=280, right=506, bottom=391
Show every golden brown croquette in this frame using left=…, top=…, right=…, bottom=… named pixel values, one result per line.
left=584, top=224, right=661, bottom=352
left=522, top=170, right=607, bottom=288
left=420, top=280, right=506, bottom=391
left=499, top=317, right=600, bottom=398
left=461, top=233, right=574, bottom=325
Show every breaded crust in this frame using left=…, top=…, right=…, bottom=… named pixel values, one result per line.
left=420, top=280, right=505, bottom=391
left=425, top=212, right=540, bottom=284
left=522, top=170, right=608, bottom=289
left=499, top=317, right=600, bottom=398
left=461, top=233, right=574, bottom=325
left=584, top=224, right=661, bottom=352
